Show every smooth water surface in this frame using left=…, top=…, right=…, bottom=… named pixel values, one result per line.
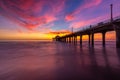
left=0, top=41, right=120, bottom=80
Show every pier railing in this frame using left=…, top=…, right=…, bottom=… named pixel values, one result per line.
left=73, top=15, right=120, bottom=33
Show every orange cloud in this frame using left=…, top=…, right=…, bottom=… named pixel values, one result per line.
left=49, top=30, right=71, bottom=35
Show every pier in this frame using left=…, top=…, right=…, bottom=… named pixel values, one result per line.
left=55, top=4, right=120, bottom=48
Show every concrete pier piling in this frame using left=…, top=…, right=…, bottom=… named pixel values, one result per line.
left=102, top=32, right=106, bottom=47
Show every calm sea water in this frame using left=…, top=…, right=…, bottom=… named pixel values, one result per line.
left=0, top=41, right=120, bottom=80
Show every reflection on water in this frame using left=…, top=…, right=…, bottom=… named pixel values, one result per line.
left=0, top=41, right=120, bottom=80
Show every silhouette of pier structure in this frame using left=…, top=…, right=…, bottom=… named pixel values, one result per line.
left=55, top=4, right=120, bottom=48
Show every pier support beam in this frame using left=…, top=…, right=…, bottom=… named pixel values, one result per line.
left=102, top=32, right=106, bottom=47
left=61, top=39, right=62, bottom=42
left=71, top=36, right=73, bottom=43
left=63, top=38, right=65, bottom=42
left=88, top=34, right=91, bottom=45
left=73, top=36, right=76, bottom=43
left=69, top=37, right=71, bottom=43
left=64, top=38, right=66, bottom=42
left=115, top=25, right=120, bottom=48
left=66, top=38, right=68, bottom=43
left=91, top=33, right=94, bottom=47
left=80, top=35, right=82, bottom=46
left=73, top=36, right=77, bottom=44
left=67, top=37, right=69, bottom=43
left=75, top=36, right=77, bottom=43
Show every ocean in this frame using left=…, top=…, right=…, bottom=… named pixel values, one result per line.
left=0, top=41, right=120, bottom=80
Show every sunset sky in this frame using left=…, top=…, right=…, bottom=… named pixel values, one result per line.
left=0, top=0, right=120, bottom=40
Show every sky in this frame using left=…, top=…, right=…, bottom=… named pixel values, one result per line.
left=0, top=0, right=120, bottom=40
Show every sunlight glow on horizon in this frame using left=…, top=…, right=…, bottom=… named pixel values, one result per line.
left=0, top=0, right=119, bottom=40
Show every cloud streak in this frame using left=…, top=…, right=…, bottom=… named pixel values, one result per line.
left=0, top=0, right=65, bottom=29
left=70, top=14, right=109, bottom=29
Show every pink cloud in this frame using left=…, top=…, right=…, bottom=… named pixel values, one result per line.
left=70, top=14, right=109, bottom=29
left=44, top=15, right=57, bottom=23
left=65, top=14, right=75, bottom=21
left=0, top=0, right=65, bottom=30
